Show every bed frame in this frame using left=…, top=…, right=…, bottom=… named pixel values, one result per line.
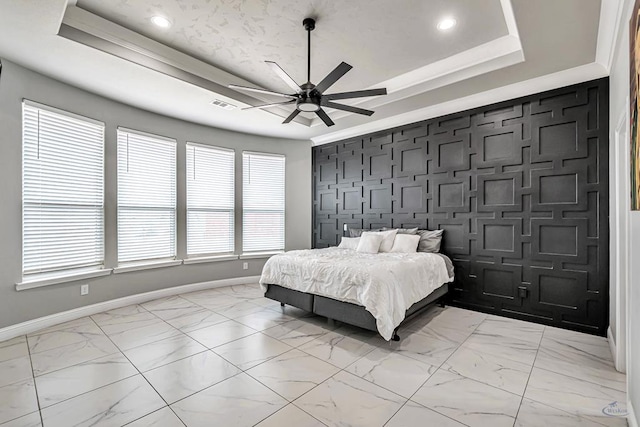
left=263, top=283, right=449, bottom=341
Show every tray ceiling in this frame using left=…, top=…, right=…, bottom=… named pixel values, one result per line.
left=0, top=0, right=604, bottom=143
left=75, top=0, right=508, bottom=95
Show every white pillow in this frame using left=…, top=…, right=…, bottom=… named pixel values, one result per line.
left=367, top=229, right=398, bottom=253
left=338, top=237, right=360, bottom=249
left=390, top=234, right=421, bottom=253
left=356, top=233, right=384, bottom=253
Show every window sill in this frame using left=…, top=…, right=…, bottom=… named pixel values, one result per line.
left=113, top=259, right=183, bottom=274
left=183, top=255, right=239, bottom=265
left=239, top=251, right=284, bottom=260
left=16, top=268, right=113, bottom=291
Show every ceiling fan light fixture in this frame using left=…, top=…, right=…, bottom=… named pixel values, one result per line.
left=297, top=101, right=320, bottom=112
left=150, top=15, right=172, bottom=28
left=437, top=17, right=456, bottom=31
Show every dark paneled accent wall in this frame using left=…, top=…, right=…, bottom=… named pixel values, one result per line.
left=312, top=78, right=609, bottom=335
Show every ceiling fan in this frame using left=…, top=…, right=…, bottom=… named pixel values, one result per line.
left=228, top=18, right=387, bottom=127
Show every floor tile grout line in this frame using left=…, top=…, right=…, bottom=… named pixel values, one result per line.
left=0, top=285, right=267, bottom=425
left=109, top=289, right=301, bottom=411
left=90, top=313, right=189, bottom=427
left=515, top=326, right=628, bottom=425
left=24, top=334, right=45, bottom=427
left=263, top=307, right=486, bottom=427
left=277, top=324, right=424, bottom=426
left=511, top=324, right=546, bottom=427
left=13, top=301, right=379, bottom=425
left=384, top=311, right=490, bottom=427
left=166, top=278, right=325, bottom=424
left=531, top=365, right=626, bottom=393
left=15, top=293, right=607, bottom=427
left=249, top=402, right=331, bottom=427
left=121, top=406, right=185, bottom=427
left=28, top=316, right=123, bottom=377
left=131, top=297, right=261, bottom=358
left=245, top=322, right=387, bottom=424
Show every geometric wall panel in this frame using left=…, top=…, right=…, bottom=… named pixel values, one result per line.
left=313, top=78, right=609, bottom=335
left=539, top=174, right=577, bottom=204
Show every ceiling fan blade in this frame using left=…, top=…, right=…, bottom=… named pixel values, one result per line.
left=266, top=61, right=302, bottom=93
left=314, top=62, right=353, bottom=94
left=283, top=109, right=301, bottom=124
left=316, top=108, right=335, bottom=127
left=323, top=88, right=387, bottom=101
left=242, top=100, right=296, bottom=110
left=322, top=100, right=374, bottom=116
left=228, top=84, right=296, bottom=99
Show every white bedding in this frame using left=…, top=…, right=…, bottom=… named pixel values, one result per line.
left=259, top=247, right=454, bottom=340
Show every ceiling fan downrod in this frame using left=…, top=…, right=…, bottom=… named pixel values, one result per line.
left=303, top=18, right=315, bottom=84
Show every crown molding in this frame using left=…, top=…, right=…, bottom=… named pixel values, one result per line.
left=596, top=0, right=628, bottom=71
left=311, top=62, right=608, bottom=146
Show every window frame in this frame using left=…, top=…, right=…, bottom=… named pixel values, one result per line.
left=186, top=142, right=236, bottom=257
left=21, top=99, right=106, bottom=280
left=116, top=127, right=177, bottom=266
left=242, top=151, right=286, bottom=254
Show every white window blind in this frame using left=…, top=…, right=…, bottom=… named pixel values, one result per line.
left=117, top=128, right=176, bottom=264
left=22, top=101, right=105, bottom=277
left=242, top=152, right=285, bottom=253
left=186, top=143, right=235, bottom=256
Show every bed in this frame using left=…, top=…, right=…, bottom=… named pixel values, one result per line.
left=259, top=246, right=454, bottom=341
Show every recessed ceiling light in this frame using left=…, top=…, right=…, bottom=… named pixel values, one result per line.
left=150, top=15, right=171, bottom=28
left=437, top=18, right=457, bottom=31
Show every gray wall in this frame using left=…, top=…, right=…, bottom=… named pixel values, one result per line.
left=609, top=0, right=640, bottom=419
left=0, top=60, right=312, bottom=329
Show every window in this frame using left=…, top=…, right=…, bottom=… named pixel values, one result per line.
left=186, top=143, right=235, bottom=256
left=117, top=128, right=176, bottom=264
left=242, top=152, right=285, bottom=253
left=22, top=101, right=105, bottom=277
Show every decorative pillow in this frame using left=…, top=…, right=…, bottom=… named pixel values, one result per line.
left=383, top=227, right=418, bottom=235
left=349, top=228, right=381, bottom=237
left=416, top=229, right=444, bottom=253
left=356, top=233, right=384, bottom=253
left=366, top=229, right=398, bottom=253
left=338, top=237, right=360, bottom=250
left=390, top=234, right=420, bottom=253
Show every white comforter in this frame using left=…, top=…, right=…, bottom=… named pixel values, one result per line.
left=259, top=248, right=454, bottom=340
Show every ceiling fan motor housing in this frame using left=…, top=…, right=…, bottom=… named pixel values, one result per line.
left=297, top=81, right=321, bottom=112
left=303, top=18, right=316, bottom=32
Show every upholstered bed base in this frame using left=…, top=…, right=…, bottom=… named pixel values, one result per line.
left=263, top=283, right=449, bottom=341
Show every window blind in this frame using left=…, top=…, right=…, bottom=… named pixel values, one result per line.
left=117, top=128, right=176, bottom=264
left=242, top=152, right=285, bottom=253
left=22, top=101, right=105, bottom=276
left=186, top=143, right=235, bottom=256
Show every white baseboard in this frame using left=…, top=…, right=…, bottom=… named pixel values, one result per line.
left=629, top=400, right=639, bottom=427
left=0, top=275, right=261, bottom=342
left=607, top=326, right=617, bottom=367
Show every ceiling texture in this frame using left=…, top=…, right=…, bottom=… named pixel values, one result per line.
left=0, top=0, right=608, bottom=144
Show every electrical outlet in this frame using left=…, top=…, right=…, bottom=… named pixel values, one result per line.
left=80, top=284, right=89, bottom=296
left=243, top=262, right=249, bottom=270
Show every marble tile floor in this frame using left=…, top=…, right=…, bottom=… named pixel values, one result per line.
left=0, top=283, right=628, bottom=427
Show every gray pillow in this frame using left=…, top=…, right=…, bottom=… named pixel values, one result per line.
left=383, top=227, right=418, bottom=235
left=416, top=229, right=444, bottom=253
left=349, top=228, right=382, bottom=237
